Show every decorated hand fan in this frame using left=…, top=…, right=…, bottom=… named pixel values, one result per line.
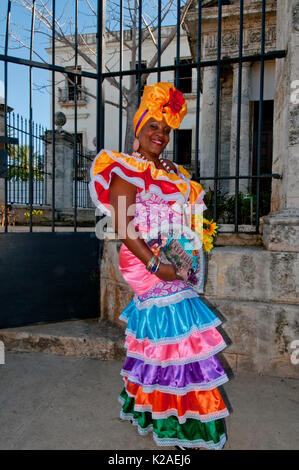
left=144, top=224, right=205, bottom=293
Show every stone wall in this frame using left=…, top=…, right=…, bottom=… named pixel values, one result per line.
left=100, top=239, right=299, bottom=379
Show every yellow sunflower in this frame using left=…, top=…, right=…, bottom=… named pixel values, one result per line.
left=202, top=234, right=214, bottom=252
left=203, top=218, right=218, bottom=237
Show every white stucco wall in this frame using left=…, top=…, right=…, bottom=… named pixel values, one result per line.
left=48, top=27, right=198, bottom=156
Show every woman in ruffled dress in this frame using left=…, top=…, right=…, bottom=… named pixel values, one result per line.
left=89, top=82, right=229, bottom=450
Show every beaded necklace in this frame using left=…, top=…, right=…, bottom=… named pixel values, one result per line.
left=134, top=152, right=176, bottom=175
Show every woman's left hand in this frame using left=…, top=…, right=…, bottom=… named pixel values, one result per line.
left=155, top=263, right=184, bottom=282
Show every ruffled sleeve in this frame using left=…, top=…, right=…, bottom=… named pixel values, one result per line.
left=89, top=149, right=207, bottom=215
left=175, top=163, right=207, bottom=213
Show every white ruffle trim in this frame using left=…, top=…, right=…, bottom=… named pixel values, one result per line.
left=89, top=149, right=205, bottom=214
left=152, top=433, right=227, bottom=450
left=133, top=288, right=198, bottom=310
left=119, top=370, right=229, bottom=395
left=119, top=318, right=222, bottom=346
left=124, top=340, right=227, bottom=367
left=132, top=406, right=230, bottom=424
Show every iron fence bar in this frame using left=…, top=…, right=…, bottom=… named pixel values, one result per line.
left=28, top=0, right=36, bottom=232
left=174, top=0, right=181, bottom=165
left=51, top=0, right=56, bottom=231
left=173, top=0, right=181, bottom=164
left=194, top=0, right=202, bottom=179
left=37, top=123, right=40, bottom=204
left=6, top=113, right=47, bottom=206
left=218, top=231, right=259, bottom=235
left=20, top=115, right=24, bottom=203
left=99, top=50, right=287, bottom=76
left=73, top=0, right=79, bottom=232
left=0, top=50, right=286, bottom=79
left=0, top=1, right=287, bottom=234
left=234, top=0, right=244, bottom=232
left=196, top=174, right=281, bottom=180
left=97, top=0, right=105, bottom=152
left=137, top=0, right=142, bottom=105
left=157, top=0, right=161, bottom=82
left=7, top=121, right=47, bottom=139
left=3, top=0, right=11, bottom=233
left=213, top=0, right=222, bottom=222
left=175, top=0, right=181, bottom=90
left=256, top=0, right=266, bottom=233
left=96, top=0, right=105, bottom=321
left=0, top=54, right=99, bottom=79
left=119, top=0, right=123, bottom=152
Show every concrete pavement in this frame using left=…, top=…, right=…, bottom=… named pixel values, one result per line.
left=0, top=350, right=299, bottom=450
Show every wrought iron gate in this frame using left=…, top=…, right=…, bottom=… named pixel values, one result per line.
left=0, top=0, right=286, bottom=327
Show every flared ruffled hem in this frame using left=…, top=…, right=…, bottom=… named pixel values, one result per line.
left=118, top=279, right=229, bottom=449
left=121, top=371, right=229, bottom=395
left=120, top=294, right=222, bottom=346
left=118, top=391, right=227, bottom=450
left=120, top=354, right=229, bottom=394
left=125, top=340, right=227, bottom=367
left=124, top=329, right=226, bottom=367
left=122, top=379, right=229, bottom=425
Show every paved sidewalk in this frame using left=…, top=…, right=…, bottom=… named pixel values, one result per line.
left=0, top=351, right=298, bottom=450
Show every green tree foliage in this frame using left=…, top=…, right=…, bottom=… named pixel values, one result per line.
left=7, top=144, right=44, bottom=181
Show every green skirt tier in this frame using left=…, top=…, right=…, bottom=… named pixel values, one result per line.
left=119, top=388, right=227, bottom=450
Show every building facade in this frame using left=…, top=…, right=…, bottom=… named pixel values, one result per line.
left=48, top=0, right=277, bottom=198
left=47, top=26, right=199, bottom=171
left=184, top=0, right=277, bottom=196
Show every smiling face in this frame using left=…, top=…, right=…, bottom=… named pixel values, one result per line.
left=138, top=118, right=171, bottom=160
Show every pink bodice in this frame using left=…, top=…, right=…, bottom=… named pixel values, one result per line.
left=119, top=192, right=185, bottom=296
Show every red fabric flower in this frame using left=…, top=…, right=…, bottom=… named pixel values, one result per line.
left=169, top=88, right=185, bottom=113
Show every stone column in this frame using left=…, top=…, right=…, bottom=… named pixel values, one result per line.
left=199, top=66, right=218, bottom=191
left=262, top=0, right=299, bottom=251
left=45, top=126, right=75, bottom=212
left=229, top=62, right=251, bottom=196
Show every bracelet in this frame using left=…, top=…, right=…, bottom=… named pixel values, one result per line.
left=146, top=256, right=158, bottom=272
left=146, top=256, right=161, bottom=274
left=151, top=258, right=161, bottom=274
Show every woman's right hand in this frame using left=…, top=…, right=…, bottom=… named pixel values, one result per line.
left=155, top=263, right=184, bottom=282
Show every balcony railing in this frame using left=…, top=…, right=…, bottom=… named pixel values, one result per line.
left=58, top=86, right=88, bottom=105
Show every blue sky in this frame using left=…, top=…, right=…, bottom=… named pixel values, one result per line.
left=0, top=0, right=99, bottom=128
left=0, top=0, right=179, bottom=129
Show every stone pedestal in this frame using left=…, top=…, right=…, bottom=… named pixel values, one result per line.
left=229, top=63, right=251, bottom=196
left=262, top=0, right=299, bottom=251
left=45, top=130, right=75, bottom=211
left=262, top=209, right=299, bottom=252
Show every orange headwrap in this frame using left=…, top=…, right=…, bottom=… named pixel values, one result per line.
left=133, top=82, right=187, bottom=137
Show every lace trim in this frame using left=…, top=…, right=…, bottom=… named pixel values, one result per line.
left=120, top=371, right=229, bottom=395
left=133, top=405, right=230, bottom=424
left=152, top=433, right=227, bottom=450
left=133, top=289, right=198, bottom=310
left=88, top=180, right=111, bottom=215
left=124, top=340, right=227, bottom=367
left=118, top=397, right=227, bottom=450
left=120, top=318, right=222, bottom=346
